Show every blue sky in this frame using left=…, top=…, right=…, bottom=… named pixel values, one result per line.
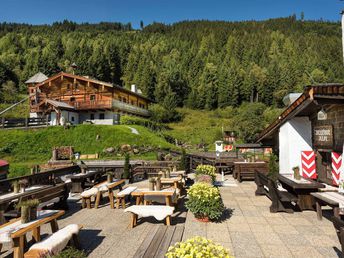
left=0, top=0, right=342, bottom=29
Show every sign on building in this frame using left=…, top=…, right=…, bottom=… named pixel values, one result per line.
left=313, top=125, right=333, bottom=148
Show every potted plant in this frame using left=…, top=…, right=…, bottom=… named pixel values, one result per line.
left=185, top=183, right=224, bottom=222
left=292, top=166, right=301, bottom=180
left=195, top=165, right=217, bottom=182
left=11, top=180, right=19, bottom=194
left=106, top=172, right=114, bottom=183
left=148, top=177, right=155, bottom=191
left=122, top=153, right=130, bottom=184
left=267, top=154, right=279, bottom=182
left=195, top=174, right=213, bottom=185
left=18, top=179, right=29, bottom=193
left=16, top=199, right=40, bottom=223
left=166, top=236, right=232, bottom=258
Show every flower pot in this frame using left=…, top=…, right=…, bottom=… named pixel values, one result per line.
left=21, top=206, right=30, bottom=224
left=293, top=168, right=301, bottom=180
left=20, top=187, right=25, bottom=193
left=107, top=174, right=113, bottom=183
left=166, top=170, right=170, bottom=178
left=149, top=181, right=155, bottom=191
left=196, top=216, right=210, bottom=223
left=156, top=178, right=161, bottom=191
left=13, top=185, right=19, bottom=194
left=30, top=207, right=37, bottom=221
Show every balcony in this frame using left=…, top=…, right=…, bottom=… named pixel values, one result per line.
left=69, top=100, right=112, bottom=110
left=112, top=99, right=150, bottom=116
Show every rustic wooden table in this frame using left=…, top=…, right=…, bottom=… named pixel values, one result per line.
left=278, top=175, right=325, bottom=211
left=131, top=188, right=176, bottom=206
left=311, top=191, right=342, bottom=220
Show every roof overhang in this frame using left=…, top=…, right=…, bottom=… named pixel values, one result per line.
left=256, top=84, right=344, bottom=143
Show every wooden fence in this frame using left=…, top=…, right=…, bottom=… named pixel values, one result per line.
left=0, top=117, right=49, bottom=129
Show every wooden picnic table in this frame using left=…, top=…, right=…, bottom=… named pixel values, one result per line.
left=0, top=209, right=65, bottom=258
left=68, top=170, right=103, bottom=193
left=94, top=179, right=125, bottom=209
left=311, top=192, right=342, bottom=220
left=278, top=174, right=325, bottom=211
left=131, top=188, right=176, bottom=206
left=0, top=185, right=53, bottom=225
left=160, top=177, right=182, bottom=190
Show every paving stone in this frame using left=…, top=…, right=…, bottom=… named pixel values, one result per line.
left=271, top=224, right=299, bottom=234
left=278, top=233, right=311, bottom=247
left=227, top=223, right=251, bottom=232
left=289, top=246, right=324, bottom=258
left=260, top=244, right=293, bottom=258
left=253, top=232, right=284, bottom=245
left=304, top=234, right=338, bottom=247
left=249, top=223, right=274, bottom=233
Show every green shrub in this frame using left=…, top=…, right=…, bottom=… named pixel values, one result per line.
left=195, top=165, right=216, bottom=182
left=120, top=115, right=169, bottom=131
left=52, top=247, right=86, bottom=258
left=123, top=153, right=130, bottom=179
left=185, top=183, right=224, bottom=220
left=166, top=236, right=232, bottom=258
left=268, top=154, right=279, bottom=182
left=179, top=148, right=187, bottom=171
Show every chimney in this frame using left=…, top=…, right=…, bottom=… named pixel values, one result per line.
left=131, top=84, right=137, bottom=93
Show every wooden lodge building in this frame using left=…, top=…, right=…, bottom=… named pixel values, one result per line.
left=26, top=72, right=152, bottom=125
left=257, top=84, right=344, bottom=185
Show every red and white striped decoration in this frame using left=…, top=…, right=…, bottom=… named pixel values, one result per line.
left=301, top=151, right=316, bottom=179
left=332, top=152, right=342, bottom=186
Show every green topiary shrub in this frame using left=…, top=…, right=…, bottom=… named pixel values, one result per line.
left=122, top=153, right=130, bottom=179
left=185, top=183, right=224, bottom=220
left=166, top=236, right=233, bottom=258
left=268, top=153, right=279, bottom=182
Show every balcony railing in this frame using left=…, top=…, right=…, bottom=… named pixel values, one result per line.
left=69, top=100, right=112, bottom=110
left=112, top=99, right=150, bottom=116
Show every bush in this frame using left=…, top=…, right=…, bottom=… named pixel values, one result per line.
left=52, top=247, right=86, bottom=258
left=149, top=104, right=180, bottom=123
left=195, top=165, right=216, bottom=182
left=268, top=154, right=279, bottom=182
left=166, top=236, right=232, bottom=258
left=120, top=115, right=169, bottom=131
left=123, top=153, right=130, bottom=179
left=179, top=148, right=187, bottom=171
left=185, top=183, right=224, bottom=220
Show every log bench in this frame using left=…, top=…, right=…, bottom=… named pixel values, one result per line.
left=24, top=224, right=83, bottom=258
left=125, top=205, right=174, bottom=228
left=116, top=186, right=137, bottom=209
left=255, top=172, right=298, bottom=213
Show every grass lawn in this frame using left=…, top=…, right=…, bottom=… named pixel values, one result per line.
left=0, top=124, right=174, bottom=177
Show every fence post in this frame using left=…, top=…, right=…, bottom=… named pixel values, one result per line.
left=25, top=117, right=28, bottom=128
left=1, top=117, right=4, bottom=129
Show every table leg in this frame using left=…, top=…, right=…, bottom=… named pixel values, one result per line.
left=0, top=210, right=6, bottom=225
left=50, top=219, right=59, bottom=233
left=121, top=197, right=126, bottom=208
left=32, top=226, right=41, bottom=242
left=116, top=197, right=120, bottom=209
left=109, top=190, right=114, bottom=209
left=12, top=236, right=24, bottom=258
left=165, top=196, right=171, bottom=206
left=136, top=196, right=142, bottom=205
left=315, top=202, right=322, bottom=220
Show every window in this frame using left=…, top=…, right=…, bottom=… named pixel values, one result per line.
left=70, top=97, right=75, bottom=102
left=90, top=114, right=95, bottom=120
left=90, top=95, right=96, bottom=101
left=71, top=116, right=75, bottom=122
left=99, top=113, right=105, bottom=120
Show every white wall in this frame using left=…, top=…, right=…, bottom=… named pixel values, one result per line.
left=29, top=112, right=38, bottom=118
left=50, top=111, right=79, bottom=125
left=79, top=111, right=116, bottom=125
left=279, top=117, right=312, bottom=175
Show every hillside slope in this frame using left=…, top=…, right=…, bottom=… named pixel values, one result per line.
left=0, top=124, right=173, bottom=177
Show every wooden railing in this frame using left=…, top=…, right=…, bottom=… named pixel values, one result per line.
left=68, top=100, right=113, bottom=110
left=0, top=117, right=50, bottom=129
left=112, top=99, right=150, bottom=116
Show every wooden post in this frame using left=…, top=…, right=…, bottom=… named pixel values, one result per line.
left=1, top=117, right=4, bottom=129
left=25, top=117, right=28, bottom=128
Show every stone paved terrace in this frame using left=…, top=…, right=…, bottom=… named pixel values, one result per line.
left=1, top=175, right=343, bottom=258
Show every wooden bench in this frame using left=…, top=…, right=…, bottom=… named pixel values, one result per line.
left=4, top=184, right=69, bottom=220
left=133, top=225, right=184, bottom=258
left=254, top=172, right=298, bottom=213
left=24, top=224, right=83, bottom=258
left=116, top=186, right=137, bottom=209
left=332, top=216, right=344, bottom=255
left=80, top=188, right=99, bottom=209
left=234, top=162, right=268, bottom=182
left=125, top=205, right=174, bottom=228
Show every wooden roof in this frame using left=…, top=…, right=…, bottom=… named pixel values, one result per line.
left=34, top=72, right=153, bottom=102
left=256, top=84, right=344, bottom=143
